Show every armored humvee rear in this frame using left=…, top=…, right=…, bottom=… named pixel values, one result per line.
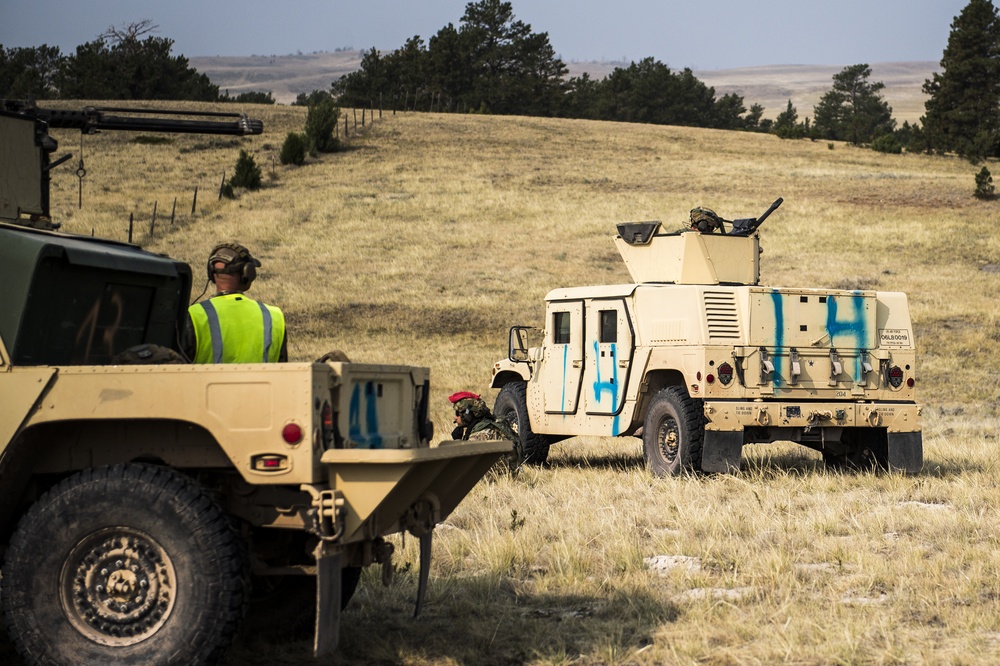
left=0, top=101, right=509, bottom=665
left=490, top=200, right=922, bottom=476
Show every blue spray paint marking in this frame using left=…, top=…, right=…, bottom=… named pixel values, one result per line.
left=826, top=293, right=869, bottom=381
left=768, top=291, right=871, bottom=387
left=769, top=290, right=785, bottom=388
left=560, top=345, right=569, bottom=412
left=348, top=382, right=384, bottom=448
left=592, top=341, right=621, bottom=434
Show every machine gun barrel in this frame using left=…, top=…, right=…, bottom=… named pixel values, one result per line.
left=36, top=105, right=263, bottom=136
left=753, top=197, right=783, bottom=229
left=0, top=100, right=264, bottom=229
left=729, top=197, right=783, bottom=237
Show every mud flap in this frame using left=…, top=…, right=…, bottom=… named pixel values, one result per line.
left=415, top=531, right=432, bottom=617
left=701, top=431, right=743, bottom=473
left=313, top=548, right=343, bottom=657
left=886, top=432, right=923, bottom=474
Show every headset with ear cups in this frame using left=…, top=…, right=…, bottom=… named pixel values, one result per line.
left=206, top=242, right=261, bottom=289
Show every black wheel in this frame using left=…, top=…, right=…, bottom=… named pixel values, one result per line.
left=1, top=464, right=249, bottom=666
left=642, top=386, right=705, bottom=476
left=494, top=381, right=550, bottom=466
left=823, top=428, right=889, bottom=472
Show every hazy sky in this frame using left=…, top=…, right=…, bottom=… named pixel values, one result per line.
left=0, top=0, right=971, bottom=70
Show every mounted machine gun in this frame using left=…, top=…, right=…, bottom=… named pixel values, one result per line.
left=0, top=99, right=263, bottom=229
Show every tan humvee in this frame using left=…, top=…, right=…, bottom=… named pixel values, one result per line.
left=491, top=200, right=922, bottom=476
left=0, top=101, right=508, bottom=664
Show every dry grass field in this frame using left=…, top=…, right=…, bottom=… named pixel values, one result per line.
left=13, top=102, right=1000, bottom=664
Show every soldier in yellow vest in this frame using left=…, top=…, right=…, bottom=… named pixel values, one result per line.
left=183, top=243, right=287, bottom=363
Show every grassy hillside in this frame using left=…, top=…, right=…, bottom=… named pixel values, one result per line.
left=192, top=51, right=936, bottom=123
left=32, top=105, right=1000, bottom=665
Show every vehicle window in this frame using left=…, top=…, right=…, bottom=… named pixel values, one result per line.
left=553, top=312, right=571, bottom=344
left=599, top=310, right=617, bottom=343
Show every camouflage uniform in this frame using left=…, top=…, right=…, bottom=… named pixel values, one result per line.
left=449, top=392, right=522, bottom=469
left=450, top=396, right=512, bottom=441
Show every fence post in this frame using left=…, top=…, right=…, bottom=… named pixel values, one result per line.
left=128, top=213, right=134, bottom=244
left=192, top=185, right=198, bottom=215
left=219, top=170, right=226, bottom=200
left=170, top=198, right=177, bottom=225
left=344, top=113, right=348, bottom=138
left=149, top=201, right=157, bottom=237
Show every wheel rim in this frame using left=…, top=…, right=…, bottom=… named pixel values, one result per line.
left=60, top=527, right=177, bottom=646
left=657, top=415, right=680, bottom=465
left=501, top=409, right=520, bottom=438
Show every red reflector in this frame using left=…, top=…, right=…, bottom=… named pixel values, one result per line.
left=282, top=423, right=303, bottom=444
left=263, top=458, right=281, bottom=468
left=907, top=378, right=915, bottom=388
left=706, top=374, right=715, bottom=384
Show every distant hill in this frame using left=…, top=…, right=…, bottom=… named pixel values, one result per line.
left=192, top=51, right=937, bottom=123
left=190, top=51, right=363, bottom=105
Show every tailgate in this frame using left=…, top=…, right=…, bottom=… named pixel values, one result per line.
left=748, top=288, right=877, bottom=394
left=325, top=361, right=430, bottom=449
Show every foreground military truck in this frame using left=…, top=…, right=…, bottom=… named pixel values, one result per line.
left=491, top=199, right=922, bottom=476
left=0, top=101, right=508, bottom=664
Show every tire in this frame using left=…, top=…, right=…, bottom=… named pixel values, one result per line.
left=1, top=464, right=249, bottom=666
left=494, top=381, right=550, bottom=466
left=642, top=386, right=705, bottom=476
left=823, top=428, right=889, bottom=472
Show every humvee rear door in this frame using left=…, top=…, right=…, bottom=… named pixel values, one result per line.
left=583, top=299, right=633, bottom=417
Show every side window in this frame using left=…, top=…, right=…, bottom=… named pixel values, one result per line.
left=599, top=310, right=618, bottom=343
left=553, top=311, right=571, bottom=344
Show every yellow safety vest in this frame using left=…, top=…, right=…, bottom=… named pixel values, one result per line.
left=188, top=294, right=285, bottom=364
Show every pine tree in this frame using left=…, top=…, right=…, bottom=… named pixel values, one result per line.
left=773, top=100, right=803, bottom=139
left=922, top=0, right=1000, bottom=161
left=975, top=166, right=995, bottom=198
left=229, top=150, right=261, bottom=191
left=812, top=64, right=895, bottom=144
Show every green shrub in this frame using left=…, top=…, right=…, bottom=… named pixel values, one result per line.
left=871, top=133, right=903, bottom=154
left=974, top=166, right=995, bottom=200
left=280, top=132, right=307, bottom=166
left=304, top=99, right=340, bottom=153
left=228, top=149, right=262, bottom=191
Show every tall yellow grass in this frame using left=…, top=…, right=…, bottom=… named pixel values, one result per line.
left=36, top=103, right=1000, bottom=664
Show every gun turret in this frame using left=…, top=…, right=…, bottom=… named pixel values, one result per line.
left=614, top=198, right=784, bottom=285
left=0, top=100, right=263, bottom=229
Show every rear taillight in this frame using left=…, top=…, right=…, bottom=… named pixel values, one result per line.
left=888, top=366, right=904, bottom=388
left=281, top=423, right=303, bottom=444
left=321, top=402, right=336, bottom=448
